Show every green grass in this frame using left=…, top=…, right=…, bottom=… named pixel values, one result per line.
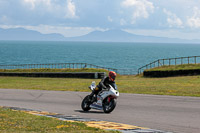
left=0, top=107, right=119, bottom=133
left=0, top=67, right=200, bottom=97
left=0, top=75, right=200, bottom=97
left=145, top=64, right=200, bottom=71
left=117, top=75, right=200, bottom=97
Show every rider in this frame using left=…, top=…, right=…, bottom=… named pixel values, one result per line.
left=89, top=71, right=117, bottom=101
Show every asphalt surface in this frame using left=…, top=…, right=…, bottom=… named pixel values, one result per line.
left=0, top=88, right=200, bottom=133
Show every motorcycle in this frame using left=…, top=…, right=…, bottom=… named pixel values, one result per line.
left=81, top=81, right=119, bottom=113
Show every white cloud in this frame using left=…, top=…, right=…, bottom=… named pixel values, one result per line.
left=23, top=0, right=36, bottom=9
left=121, top=0, right=154, bottom=23
left=22, top=0, right=77, bottom=19
left=65, top=0, right=77, bottom=18
left=163, top=8, right=183, bottom=28
left=187, top=7, right=200, bottom=28
left=3, top=0, right=200, bottom=39
left=23, top=0, right=51, bottom=10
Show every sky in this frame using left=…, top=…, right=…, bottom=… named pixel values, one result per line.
left=1, top=0, right=200, bottom=39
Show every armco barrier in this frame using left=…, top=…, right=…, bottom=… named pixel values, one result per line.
left=143, top=69, right=200, bottom=77
left=0, top=72, right=106, bottom=79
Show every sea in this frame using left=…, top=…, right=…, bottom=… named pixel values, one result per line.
left=0, top=40, right=200, bottom=74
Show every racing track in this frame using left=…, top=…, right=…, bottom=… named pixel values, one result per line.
left=0, top=89, right=200, bottom=133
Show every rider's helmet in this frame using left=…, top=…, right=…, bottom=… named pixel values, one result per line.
left=109, top=71, right=117, bottom=81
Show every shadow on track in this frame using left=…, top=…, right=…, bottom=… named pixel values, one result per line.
left=74, top=110, right=106, bottom=114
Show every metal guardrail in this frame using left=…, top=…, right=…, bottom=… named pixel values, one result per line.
left=0, top=63, right=117, bottom=71
left=0, top=72, right=105, bottom=79
left=138, top=56, right=200, bottom=74
left=0, top=63, right=137, bottom=75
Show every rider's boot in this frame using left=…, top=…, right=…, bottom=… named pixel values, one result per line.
left=89, top=90, right=97, bottom=102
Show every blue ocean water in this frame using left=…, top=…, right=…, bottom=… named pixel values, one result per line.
left=0, top=41, right=200, bottom=73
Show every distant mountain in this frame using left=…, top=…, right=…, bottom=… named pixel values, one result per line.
left=0, top=28, right=66, bottom=41
left=66, top=29, right=137, bottom=42
left=0, top=28, right=200, bottom=43
left=66, top=29, right=198, bottom=43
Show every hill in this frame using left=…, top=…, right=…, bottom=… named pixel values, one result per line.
left=66, top=29, right=188, bottom=43
left=0, top=28, right=66, bottom=41
left=0, top=28, right=200, bottom=43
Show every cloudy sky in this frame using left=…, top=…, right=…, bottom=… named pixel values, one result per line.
left=1, top=0, right=200, bottom=39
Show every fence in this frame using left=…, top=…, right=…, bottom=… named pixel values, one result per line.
left=0, top=63, right=116, bottom=71
left=138, top=56, right=200, bottom=74
left=0, top=63, right=137, bottom=75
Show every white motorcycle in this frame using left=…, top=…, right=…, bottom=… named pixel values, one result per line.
left=81, top=81, right=119, bottom=113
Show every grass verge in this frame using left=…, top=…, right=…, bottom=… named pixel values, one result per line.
left=0, top=75, right=200, bottom=97
left=0, top=107, right=118, bottom=133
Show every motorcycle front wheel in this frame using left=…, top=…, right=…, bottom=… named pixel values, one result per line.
left=81, top=95, right=91, bottom=111
left=103, top=98, right=116, bottom=113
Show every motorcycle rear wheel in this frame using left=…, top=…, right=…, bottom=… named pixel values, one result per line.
left=103, top=98, right=116, bottom=113
left=81, top=95, right=91, bottom=111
